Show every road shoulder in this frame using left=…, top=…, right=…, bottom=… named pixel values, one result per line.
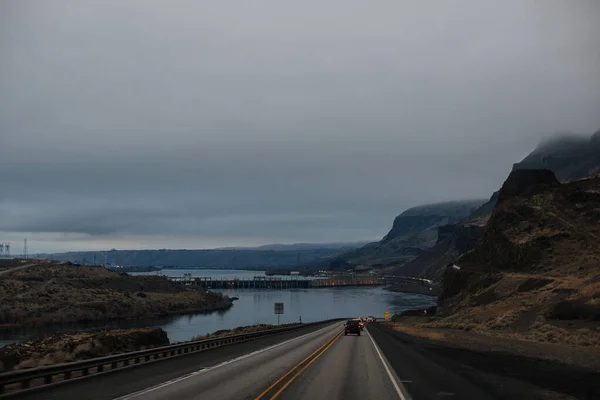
left=369, top=322, right=600, bottom=400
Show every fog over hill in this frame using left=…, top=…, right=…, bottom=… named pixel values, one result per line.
left=2, top=1, right=599, bottom=252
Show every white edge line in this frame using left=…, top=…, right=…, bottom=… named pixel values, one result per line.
left=366, top=327, right=412, bottom=400
left=113, top=322, right=339, bottom=400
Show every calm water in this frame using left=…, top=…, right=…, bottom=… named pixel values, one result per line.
left=0, top=269, right=436, bottom=346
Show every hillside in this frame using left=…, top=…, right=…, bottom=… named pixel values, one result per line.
left=392, top=224, right=483, bottom=281
left=513, top=130, right=600, bottom=181
left=219, top=242, right=369, bottom=251
left=466, top=130, right=600, bottom=226
left=44, top=246, right=359, bottom=269
left=333, top=200, right=486, bottom=269
left=393, top=130, right=600, bottom=284
left=0, top=264, right=232, bottom=327
left=433, top=169, right=600, bottom=345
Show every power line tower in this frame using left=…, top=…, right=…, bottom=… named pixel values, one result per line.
left=5, top=243, right=10, bottom=258
left=0, top=243, right=4, bottom=256
left=22, top=239, right=28, bottom=259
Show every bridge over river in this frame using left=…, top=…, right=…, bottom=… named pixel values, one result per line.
left=168, top=275, right=386, bottom=289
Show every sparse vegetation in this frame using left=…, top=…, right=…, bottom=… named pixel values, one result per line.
left=190, top=323, right=301, bottom=342
left=0, top=264, right=232, bottom=327
left=0, top=328, right=169, bottom=372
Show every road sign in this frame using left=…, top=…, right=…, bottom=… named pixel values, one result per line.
left=274, top=302, right=284, bottom=325
left=384, top=311, right=390, bottom=321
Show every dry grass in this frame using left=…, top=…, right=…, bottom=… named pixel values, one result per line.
left=393, top=325, right=447, bottom=341
left=0, top=328, right=169, bottom=372
left=0, top=264, right=231, bottom=327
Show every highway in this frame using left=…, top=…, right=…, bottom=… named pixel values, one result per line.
left=113, top=322, right=405, bottom=400
left=10, top=321, right=547, bottom=400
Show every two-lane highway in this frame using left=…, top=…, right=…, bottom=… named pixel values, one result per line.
left=112, top=322, right=406, bottom=400
left=271, top=327, right=406, bottom=400
left=11, top=321, right=528, bottom=400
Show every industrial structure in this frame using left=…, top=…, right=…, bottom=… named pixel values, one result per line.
left=0, top=242, right=10, bottom=258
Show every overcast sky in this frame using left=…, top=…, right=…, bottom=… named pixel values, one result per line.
left=1, top=0, right=599, bottom=253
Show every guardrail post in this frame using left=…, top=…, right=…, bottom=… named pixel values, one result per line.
left=111, top=361, right=117, bottom=369
left=98, top=364, right=104, bottom=373
left=1, top=383, right=4, bottom=395
left=82, top=367, right=89, bottom=376
left=22, top=379, right=31, bottom=389
left=44, top=375, right=52, bottom=384
left=135, top=357, right=140, bottom=364
left=123, top=359, right=129, bottom=367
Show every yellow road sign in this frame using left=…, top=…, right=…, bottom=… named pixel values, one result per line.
left=384, top=311, right=389, bottom=321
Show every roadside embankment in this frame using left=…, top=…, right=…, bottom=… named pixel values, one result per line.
left=0, top=323, right=304, bottom=372
left=0, top=328, right=169, bottom=372
left=189, top=323, right=301, bottom=341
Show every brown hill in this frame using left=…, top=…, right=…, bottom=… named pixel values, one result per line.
left=0, top=264, right=232, bottom=327
left=465, top=130, right=600, bottom=226
left=434, top=170, right=600, bottom=346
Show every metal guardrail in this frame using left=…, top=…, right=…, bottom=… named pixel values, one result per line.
left=0, top=319, right=344, bottom=397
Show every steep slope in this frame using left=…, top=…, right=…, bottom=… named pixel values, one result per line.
left=434, top=170, right=600, bottom=345
left=334, top=200, right=486, bottom=268
left=394, top=224, right=483, bottom=281
left=513, top=131, right=600, bottom=181
left=466, top=130, right=600, bottom=227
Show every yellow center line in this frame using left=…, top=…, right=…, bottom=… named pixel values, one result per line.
left=254, top=329, right=342, bottom=400
left=269, top=331, right=342, bottom=399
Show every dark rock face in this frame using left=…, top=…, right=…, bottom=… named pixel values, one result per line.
left=437, top=224, right=483, bottom=254
left=392, top=224, right=484, bottom=281
left=512, top=131, right=600, bottom=181
left=496, top=169, right=559, bottom=205
left=383, top=215, right=450, bottom=241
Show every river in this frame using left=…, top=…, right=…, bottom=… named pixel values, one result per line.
left=0, top=269, right=436, bottom=346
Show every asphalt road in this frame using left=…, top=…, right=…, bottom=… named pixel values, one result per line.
left=10, top=321, right=341, bottom=400
left=108, top=322, right=406, bottom=400
left=12, top=321, right=574, bottom=400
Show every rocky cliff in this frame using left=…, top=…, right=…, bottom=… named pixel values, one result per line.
left=512, top=131, right=600, bottom=181
left=434, top=170, right=600, bottom=345
left=392, top=224, right=483, bottom=281
left=464, top=130, right=600, bottom=227
left=333, top=200, right=486, bottom=268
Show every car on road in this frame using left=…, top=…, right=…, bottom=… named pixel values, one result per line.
left=344, top=319, right=361, bottom=336
left=354, top=317, right=365, bottom=330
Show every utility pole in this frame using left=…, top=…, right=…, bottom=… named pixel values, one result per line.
left=22, top=239, right=28, bottom=259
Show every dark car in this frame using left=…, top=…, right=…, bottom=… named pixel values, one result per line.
left=344, top=319, right=361, bottom=336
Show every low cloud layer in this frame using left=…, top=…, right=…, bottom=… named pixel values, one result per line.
left=1, top=0, right=599, bottom=252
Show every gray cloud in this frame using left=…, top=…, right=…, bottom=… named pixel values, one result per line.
left=1, top=0, right=600, bottom=252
